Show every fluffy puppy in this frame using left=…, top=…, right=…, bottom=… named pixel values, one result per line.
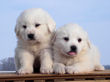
left=15, top=8, right=56, bottom=74
left=53, top=24, right=104, bottom=74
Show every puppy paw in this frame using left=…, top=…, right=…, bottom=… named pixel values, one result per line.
left=95, top=65, right=105, bottom=71
left=53, top=63, right=65, bottom=74
left=18, top=67, right=33, bottom=74
left=66, top=65, right=92, bottom=74
left=40, top=66, right=53, bottom=74
left=66, top=66, right=81, bottom=74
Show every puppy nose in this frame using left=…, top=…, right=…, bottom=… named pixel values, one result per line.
left=28, top=33, right=34, bottom=40
left=70, top=45, right=77, bottom=51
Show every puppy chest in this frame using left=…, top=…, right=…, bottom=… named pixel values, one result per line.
left=58, top=58, right=74, bottom=66
left=27, top=46, right=41, bottom=56
left=65, top=59, right=75, bottom=66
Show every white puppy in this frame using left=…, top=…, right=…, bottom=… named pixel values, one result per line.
left=53, top=24, right=104, bottom=74
left=15, top=8, right=56, bottom=74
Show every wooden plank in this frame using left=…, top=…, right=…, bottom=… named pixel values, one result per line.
left=14, top=80, right=25, bottom=82
left=54, top=79, right=65, bottom=82
left=34, top=80, right=45, bottom=82
left=74, top=78, right=85, bottom=81
left=0, top=80, right=5, bottom=82
left=57, top=80, right=110, bottom=82
left=0, top=70, right=110, bottom=80
left=95, top=78, right=105, bottom=80
left=5, top=81, right=13, bottom=82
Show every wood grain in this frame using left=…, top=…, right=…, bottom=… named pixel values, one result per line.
left=0, top=70, right=110, bottom=81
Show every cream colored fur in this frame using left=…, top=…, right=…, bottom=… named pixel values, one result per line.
left=15, top=8, right=56, bottom=74
left=53, top=24, right=104, bottom=74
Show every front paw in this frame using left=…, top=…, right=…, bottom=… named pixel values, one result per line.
left=53, top=63, right=65, bottom=74
left=40, top=66, right=53, bottom=74
left=18, top=67, right=33, bottom=74
left=66, top=66, right=80, bottom=74
left=95, top=65, right=105, bottom=71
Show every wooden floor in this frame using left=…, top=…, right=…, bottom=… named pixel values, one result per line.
left=0, top=70, right=110, bottom=82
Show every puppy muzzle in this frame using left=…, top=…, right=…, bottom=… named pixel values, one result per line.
left=27, top=33, right=35, bottom=40
left=67, top=45, right=77, bottom=56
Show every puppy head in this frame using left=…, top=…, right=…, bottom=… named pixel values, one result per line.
left=15, top=8, right=56, bottom=43
left=54, top=24, right=91, bottom=57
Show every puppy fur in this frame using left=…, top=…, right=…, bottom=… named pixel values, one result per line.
left=53, top=24, right=104, bottom=74
left=15, top=8, right=56, bottom=74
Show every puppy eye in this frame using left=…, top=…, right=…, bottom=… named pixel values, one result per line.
left=78, top=38, right=82, bottom=43
left=63, top=37, right=69, bottom=41
left=23, top=25, right=27, bottom=29
left=35, top=24, right=40, bottom=27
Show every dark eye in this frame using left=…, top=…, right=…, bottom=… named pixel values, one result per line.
left=35, top=24, right=40, bottom=27
left=23, top=25, right=27, bottom=29
left=63, top=37, right=69, bottom=41
left=78, top=38, right=82, bottom=43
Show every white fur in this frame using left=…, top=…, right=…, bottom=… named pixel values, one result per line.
left=15, top=8, right=56, bottom=74
left=53, top=24, right=104, bottom=74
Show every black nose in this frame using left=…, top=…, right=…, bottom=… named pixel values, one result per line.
left=70, top=45, right=77, bottom=52
left=28, top=34, right=34, bottom=40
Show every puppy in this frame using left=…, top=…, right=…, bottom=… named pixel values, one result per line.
left=53, top=24, right=104, bottom=74
left=15, top=8, right=56, bottom=74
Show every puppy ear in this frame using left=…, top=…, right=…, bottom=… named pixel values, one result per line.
left=51, top=31, right=56, bottom=44
left=15, top=24, right=20, bottom=37
left=47, top=20, right=56, bottom=33
left=87, top=39, right=91, bottom=49
left=85, top=32, right=91, bottom=49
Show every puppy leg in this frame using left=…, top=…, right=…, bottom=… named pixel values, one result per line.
left=93, top=49, right=105, bottom=71
left=53, top=62, right=65, bottom=74
left=40, top=49, right=53, bottom=74
left=95, top=64, right=105, bottom=71
left=15, top=54, right=20, bottom=71
left=15, top=49, right=34, bottom=74
left=66, top=63, right=94, bottom=74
